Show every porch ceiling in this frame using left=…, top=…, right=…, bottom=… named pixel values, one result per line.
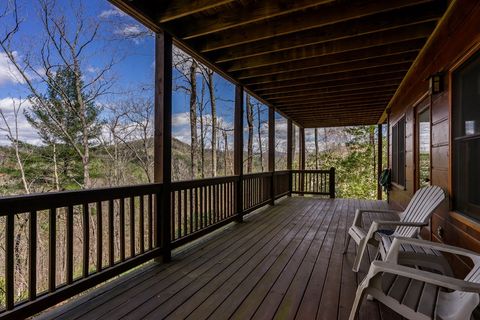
left=110, top=0, right=448, bottom=128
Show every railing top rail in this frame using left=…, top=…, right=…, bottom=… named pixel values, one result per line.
left=291, top=169, right=331, bottom=173
left=273, top=170, right=290, bottom=175
left=171, top=175, right=239, bottom=190
left=243, top=172, right=272, bottom=178
left=0, top=183, right=162, bottom=215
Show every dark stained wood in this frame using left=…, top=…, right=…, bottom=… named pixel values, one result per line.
left=5, top=214, right=14, bottom=310
left=154, top=31, right=173, bottom=261
left=66, top=205, right=74, bottom=284
left=234, top=85, right=244, bottom=221
left=268, top=107, right=275, bottom=205
left=38, top=197, right=394, bottom=320
left=169, top=0, right=334, bottom=39
left=378, top=124, right=383, bottom=200
left=110, top=0, right=447, bottom=128
left=48, top=208, right=56, bottom=292
left=29, top=211, right=37, bottom=301
left=198, top=0, right=433, bottom=53
left=210, top=4, right=441, bottom=62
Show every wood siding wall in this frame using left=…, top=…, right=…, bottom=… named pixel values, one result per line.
left=388, top=0, right=480, bottom=275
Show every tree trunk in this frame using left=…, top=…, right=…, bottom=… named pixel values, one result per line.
left=189, top=60, right=198, bottom=179
left=53, top=143, right=60, bottom=191
left=246, top=96, right=254, bottom=173
left=223, top=130, right=228, bottom=176
left=207, top=70, right=217, bottom=177
left=291, top=125, right=296, bottom=169
left=199, top=77, right=205, bottom=178
left=256, top=104, right=264, bottom=172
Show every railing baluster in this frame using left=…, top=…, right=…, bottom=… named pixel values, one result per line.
left=139, top=195, right=144, bottom=254
left=66, top=205, right=74, bottom=284
left=183, top=190, right=188, bottom=237
left=148, top=194, right=153, bottom=250
left=176, top=191, right=180, bottom=239
left=200, top=186, right=204, bottom=228
left=130, top=196, right=135, bottom=257
left=108, top=199, right=114, bottom=266
left=194, top=188, right=198, bottom=230
left=189, top=189, right=193, bottom=233
left=5, top=214, right=14, bottom=310
left=96, top=202, right=102, bottom=272
left=83, top=203, right=89, bottom=277
left=119, top=198, right=125, bottom=262
left=48, top=208, right=56, bottom=292
left=29, top=211, right=37, bottom=301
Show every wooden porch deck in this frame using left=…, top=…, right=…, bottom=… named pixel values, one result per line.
left=38, top=197, right=403, bottom=320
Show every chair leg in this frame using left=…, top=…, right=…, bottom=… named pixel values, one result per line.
left=352, top=238, right=369, bottom=272
left=343, top=234, right=352, bottom=254
left=349, top=280, right=369, bottom=320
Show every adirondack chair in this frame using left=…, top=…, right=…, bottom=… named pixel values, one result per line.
left=344, top=185, right=447, bottom=272
left=349, top=237, right=480, bottom=320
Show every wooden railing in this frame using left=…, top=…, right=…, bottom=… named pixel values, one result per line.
left=243, top=172, right=272, bottom=214
left=291, top=168, right=335, bottom=198
left=273, top=171, right=290, bottom=199
left=170, top=176, right=238, bottom=247
left=0, top=184, right=162, bottom=319
left=0, top=168, right=335, bottom=318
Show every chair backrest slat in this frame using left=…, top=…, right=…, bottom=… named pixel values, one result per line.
left=395, top=186, right=446, bottom=237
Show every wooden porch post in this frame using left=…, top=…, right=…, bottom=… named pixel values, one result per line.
left=299, top=127, right=305, bottom=195
left=234, top=85, right=244, bottom=222
left=377, top=124, right=383, bottom=200
left=154, top=31, right=172, bottom=262
left=268, top=107, right=275, bottom=205
left=287, top=119, right=293, bottom=196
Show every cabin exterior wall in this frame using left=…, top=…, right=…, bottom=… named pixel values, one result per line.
left=387, top=1, right=480, bottom=275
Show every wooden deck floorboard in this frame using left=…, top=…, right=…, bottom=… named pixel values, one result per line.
left=37, top=197, right=395, bottom=320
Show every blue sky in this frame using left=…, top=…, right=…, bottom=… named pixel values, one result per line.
left=0, top=0, right=287, bottom=149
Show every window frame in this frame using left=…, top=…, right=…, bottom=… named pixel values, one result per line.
left=452, top=50, right=480, bottom=220
left=391, top=115, right=406, bottom=189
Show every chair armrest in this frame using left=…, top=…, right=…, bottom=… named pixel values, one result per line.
left=386, top=237, right=480, bottom=264
left=369, top=261, right=480, bottom=293
left=363, top=221, right=427, bottom=242
left=352, top=209, right=402, bottom=228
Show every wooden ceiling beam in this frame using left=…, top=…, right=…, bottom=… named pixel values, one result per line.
left=166, top=0, right=334, bottom=39
left=278, top=101, right=389, bottom=112
left=275, top=94, right=394, bottom=108
left=262, top=83, right=398, bottom=101
left=156, top=0, right=236, bottom=23
left=228, top=38, right=423, bottom=73
left=256, top=78, right=402, bottom=98
left=237, top=52, right=416, bottom=82
left=268, top=88, right=397, bottom=104
left=252, top=70, right=407, bottom=92
left=247, top=62, right=411, bottom=86
left=194, top=0, right=434, bottom=52
left=208, top=3, right=442, bottom=62
left=221, top=22, right=435, bottom=69
left=266, top=84, right=398, bottom=101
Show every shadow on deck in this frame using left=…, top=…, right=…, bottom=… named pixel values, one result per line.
left=38, top=197, right=403, bottom=320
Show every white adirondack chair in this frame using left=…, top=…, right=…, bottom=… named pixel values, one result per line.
left=345, top=185, right=447, bottom=272
left=349, top=237, right=480, bottom=320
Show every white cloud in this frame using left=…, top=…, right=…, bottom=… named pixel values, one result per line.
left=99, top=8, right=126, bottom=19
left=0, top=52, right=24, bottom=86
left=0, top=97, right=41, bottom=145
left=114, top=24, right=147, bottom=44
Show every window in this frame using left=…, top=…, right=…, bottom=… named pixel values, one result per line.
left=417, top=106, right=431, bottom=189
left=453, top=51, right=480, bottom=219
left=392, top=116, right=406, bottom=186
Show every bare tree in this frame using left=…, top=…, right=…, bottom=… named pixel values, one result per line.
left=256, top=103, right=266, bottom=172
left=200, top=66, right=217, bottom=177
left=246, top=95, right=254, bottom=173
left=0, top=98, right=30, bottom=194
left=0, top=0, right=114, bottom=189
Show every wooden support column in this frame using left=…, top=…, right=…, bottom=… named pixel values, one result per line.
left=386, top=111, right=391, bottom=202
left=299, top=127, right=305, bottom=195
left=154, top=31, right=172, bottom=262
left=234, top=85, right=244, bottom=222
left=377, top=124, right=383, bottom=200
left=287, top=119, right=293, bottom=196
left=268, top=107, right=275, bottom=205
